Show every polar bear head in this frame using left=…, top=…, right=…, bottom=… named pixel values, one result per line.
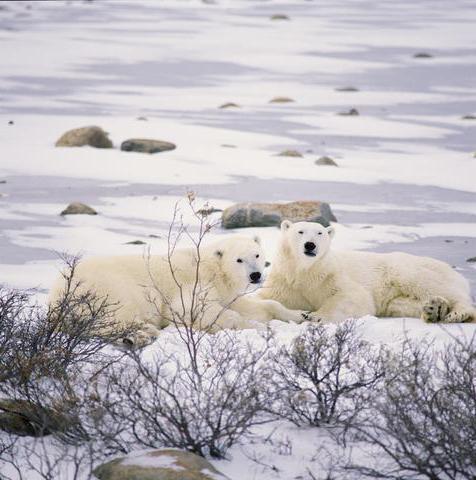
left=214, top=235, right=267, bottom=291
left=280, top=220, right=335, bottom=266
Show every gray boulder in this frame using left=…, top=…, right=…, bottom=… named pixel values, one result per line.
left=93, top=449, right=230, bottom=480
left=60, top=202, right=97, bottom=216
left=315, top=156, right=338, bottom=166
left=55, top=126, right=113, bottom=148
left=277, top=149, right=303, bottom=157
left=222, top=201, right=337, bottom=229
left=120, top=139, right=176, bottom=154
left=269, top=96, right=294, bottom=104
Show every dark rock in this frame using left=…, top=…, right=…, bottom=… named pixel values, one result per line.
left=148, top=234, right=161, bottom=239
left=0, top=399, right=76, bottom=437
left=462, top=115, right=476, bottom=120
left=137, top=116, right=148, bottom=121
left=269, top=96, right=295, bottom=104
left=93, top=449, right=230, bottom=480
left=277, top=149, right=303, bottom=158
left=270, top=14, right=290, bottom=20
left=125, top=240, right=147, bottom=245
left=55, top=126, right=113, bottom=148
left=8, top=120, right=14, bottom=125
left=120, top=139, right=176, bottom=154
left=0, top=180, right=6, bottom=184
left=466, top=257, right=476, bottom=263
left=221, top=144, right=237, bottom=148
left=335, top=86, right=359, bottom=92
left=338, top=108, right=359, bottom=116
left=315, top=156, right=338, bottom=166
left=222, top=201, right=337, bottom=229
left=60, top=202, right=97, bottom=216
left=413, top=52, right=433, bottom=58
left=219, top=102, right=240, bottom=109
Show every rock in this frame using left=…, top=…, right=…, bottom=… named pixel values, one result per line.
left=55, top=126, right=113, bottom=148
left=277, top=149, right=303, bottom=157
left=413, top=52, right=433, bottom=58
left=0, top=180, right=6, bottom=184
left=219, top=102, right=240, bottom=109
left=137, top=116, right=148, bottom=121
left=462, top=115, right=476, bottom=120
left=93, top=449, right=230, bottom=480
left=8, top=120, right=14, bottom=125
left=338, top=108, right=359, bottom=116
left=270, top=14, right=290, bottom=20
left=60, top=202, right=98, bottom=216
left=0, top=399, right=75, bottom=437
left=466, top=257, right=476, bottom=263
left=335, top=86, right=359, bottom=92
left=125, top=240, right=147, bottom=245
left=120, top=139, right=176, bottom=154
left=269, top=96, right=295, bottom=104
left=222, top=201, right=337, bottom=229
left=148, top=234, right=161, bottom=239
left=315, top=156, right=338, bottom=166
left=221, top=144, right=236, bottom=148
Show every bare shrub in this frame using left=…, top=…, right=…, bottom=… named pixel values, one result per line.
left=342, top=333, right=476, bottom=480
left=269, top=320, right=385, bottom=430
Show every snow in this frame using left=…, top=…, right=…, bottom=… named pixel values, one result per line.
left=121, top=451, right=185, bottom=470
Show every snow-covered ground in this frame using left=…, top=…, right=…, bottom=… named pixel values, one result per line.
left=0, top=0, right=475, bottom=478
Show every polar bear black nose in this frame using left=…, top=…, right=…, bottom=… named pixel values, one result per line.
left=305, top=242, right=316, bottom=251
left=250, top=271, right=261, bottom=283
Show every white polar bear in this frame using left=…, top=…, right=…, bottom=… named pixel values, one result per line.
left=260, top=220, right=475, bottom=324
left=49, top=235, right=310, bottom=346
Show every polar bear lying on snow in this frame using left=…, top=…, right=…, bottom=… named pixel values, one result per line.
left=49, top=235, right=311, bottom=346
left=260, top=220, right=475, bottom=324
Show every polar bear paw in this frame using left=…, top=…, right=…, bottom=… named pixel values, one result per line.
left=121, top=324, right=161, bottom=349
left=444, top=310, right=473, bottom=324
left=421, top=296, right=450, bottom=323
left=300, top=311, right=321, bottom=323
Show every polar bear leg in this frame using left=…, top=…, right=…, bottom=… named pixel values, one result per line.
left=121, top=324, right=161, bottom=349
left=386, top=296, right=425, bottom=318
left=312, top=292, right=376, bottom=323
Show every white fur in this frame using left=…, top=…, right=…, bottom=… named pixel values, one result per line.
left=49, top=235, right=309, bottom=345
left=260, top=221, right=475, bottom=324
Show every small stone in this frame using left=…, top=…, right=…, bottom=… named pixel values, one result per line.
left=121, top=139, right=176, bottom=154
left=462, top=115, right=476, bottom=120
left=466, top=257, right=476, bottom=263
left=8, top=120, right=14, bottom=125
left=222, top=201, right=337, bottom=229
left=60, top=202, right=97, bottom=216
left=125, top=240, right=147, bottom=245
left=413, top=52, right=433, bottom=58
left=0, top=180, right=6, bottom=184
left=338, top=108, right=359, bottom=116
left=277, top=149, right=303, bottom=157
left=148, top=234, right=161, bottom=239
left=93, top=449, right=230, bottom=480
left=219, top=102, right=240, bottom=109
left=270, top=14, right=290, bottom=20
left=335, top=86, right=359, bottom=92
left=269, top=96, right=295, bottom=104
left=55, top=126, right=113, bottom=148
left=221, top=144, right=237, bottom=148
left=136, top=116, right=148, bottom=121
left=315, top=156, right=338, bottom=166
left=444, top=239, right=453, bottom=243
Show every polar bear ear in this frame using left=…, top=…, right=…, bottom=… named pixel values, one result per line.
left=326, top=226, right=335, bottom=239
left=215, top=250, right=223, bottom=258
left=253, top=235, right=261, bottom=245
left=281, top=220, right=292, bottom=231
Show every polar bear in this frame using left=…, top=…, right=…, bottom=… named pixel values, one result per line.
left=49, top=235, right=310, bottom=346
left=260, top=220, right=475, bottom=324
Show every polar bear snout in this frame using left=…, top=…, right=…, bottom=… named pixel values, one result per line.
left=249, top=271, right=262, bottom=284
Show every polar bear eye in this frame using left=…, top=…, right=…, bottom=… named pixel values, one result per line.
left=298, top=231, right=304, bottom=234
left=237, top=258, right=243, bottom=263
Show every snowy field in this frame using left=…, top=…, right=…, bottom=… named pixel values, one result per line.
left=0, top=0, right=475, bottom=479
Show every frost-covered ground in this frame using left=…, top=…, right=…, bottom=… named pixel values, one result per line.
left=0, top=0, right=475, bottom=478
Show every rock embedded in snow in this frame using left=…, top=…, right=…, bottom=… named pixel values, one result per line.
left=269, top=96, right=295, bottom=104
left=55, top=126, right=113, bottom=148
left=270, top=14, right=290, bottom=20
left=335, top=86, right=359, bottom=92
left=222, top=200, right=337, bottom=229
left=413, top=52, right=433, bottom=58
left=277, top=149, right=303, bottom=157
left=466, top=257, right=476, bottom=263
left=125, top=240, right=147, bottom=245
left=120, top=138, right=176, bottom=154
left=93, top=449, right=230, bottom=480
left=462, top=114, right=476, bottom=120
left=218, top=102, right=240, bottom=109
left=338, top=108, right=359, bottom=116
left=60, top=202, right=98, bottom=216
left=315, top=156, right=338, bottom=166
